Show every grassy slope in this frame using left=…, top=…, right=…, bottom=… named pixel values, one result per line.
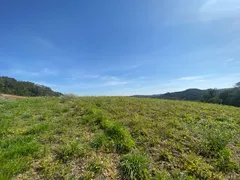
left=0, top=96, right=239, bottom=180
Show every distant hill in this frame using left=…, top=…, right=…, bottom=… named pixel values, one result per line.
left=0, top=76, right=62, bottom=97
left=133, top=86, right=240, bottom=107
left=134, top=89, right=209, bottom=101
left=153, top=88, right=208, bottom=101
left=133, top=88, right=226, bottom=101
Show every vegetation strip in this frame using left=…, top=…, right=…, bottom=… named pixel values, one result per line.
left=0, top=96, right=239, bottom=179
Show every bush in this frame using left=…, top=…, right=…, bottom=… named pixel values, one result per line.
left=199, top=125, right=232, bottom=157
left=120, top=153, right=150, bottom=180
left=216, top=148, right=236, bottom=173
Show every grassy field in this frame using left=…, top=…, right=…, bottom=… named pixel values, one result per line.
left=0, top=96, right=239, bottom=180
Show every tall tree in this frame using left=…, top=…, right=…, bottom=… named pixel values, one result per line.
left=235, top=82, right=240, bottom=88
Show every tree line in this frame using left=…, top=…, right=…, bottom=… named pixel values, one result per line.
left=201, top=82, right=240, bottom=107
left=0, top=76, right=62, bottom=97
left=134, top=82, right=240, bottom=107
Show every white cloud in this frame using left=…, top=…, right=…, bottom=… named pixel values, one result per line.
left=130, top=64, right=141, bottom=69
left=158, top=0, right=240, bottom=25
left=199, top=0, right=240, bottom=21
left=4, top=68, right=58, bottom=77
left=225, top=58, right=234, bottom=62
left=177, top=75, right=212, bottom=81
left=75, top=75, right=100, bottom=79
left=42, top=68, right=58, bottom=75
left=13, top=69, right=40, bottom=76
left=100, top=75, right=129, bottom=86
left=48, top=73, right=240, bottom=96
left=33, top=81, right=57, bottom=88
left=34, top=36, right=59, bottom=51
left=103, top=81, right=128, bottom=86
left=64, top=77, right=77, bottom=81
left=83, top=75, right=100, bottom=78
left=101, top=76, right=120, bottom=81
left=178, top=76, right=203, bottom=81
left=64, top=70, right=100, bottom=80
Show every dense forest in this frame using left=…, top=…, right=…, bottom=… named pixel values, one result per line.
left=153, top=89, right=210, bottom=101
left=201, top=86, right=240, bottom=107
left=134, top=82, right=240, bottom=107
left=0, top=76, right=62, bottom=97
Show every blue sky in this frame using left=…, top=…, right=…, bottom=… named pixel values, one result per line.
left=1, top=0, right=240, bottom=95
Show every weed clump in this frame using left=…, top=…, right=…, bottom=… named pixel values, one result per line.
left=91, top=133, right=110, bottom=149
left=154, top=170, right=171, bottom=180
left=23, top=124, right=49, bottom=135
left=216, top=148, right=237, bottom=173
left=55, top=142, right=86, bottom=162
left=120, top=153, right=150, bottom=180
left=37, top=157, right=70, bottom=179
left=79, top=160, right=104, bottom=180
left=199, top=124, right=233, bottom=157
left=101, top=119, right=135, bottom=153
left=87, top=161, right=104, bottom=176
left=85, top=109, right=135, bottom=153
left=182, top=153, right=213, bottom=179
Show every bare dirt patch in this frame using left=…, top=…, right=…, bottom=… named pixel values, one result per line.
left=0, top=94, right=25, bottom=99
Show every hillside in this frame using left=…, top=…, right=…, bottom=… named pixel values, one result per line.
left=153, top=89, right=209, bottom=101
left=0, top=97, right=239, bottom=179
left=0, top=76, right=62, bottom=97
left=134, top=88, right=224, bottom=101
left=133, top=87, right=240, bottom=107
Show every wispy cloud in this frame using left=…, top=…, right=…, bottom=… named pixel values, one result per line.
left=64, top=74, right=100, bottom=81
left=34, top=36, right=59, bottom=51
left=63, top=73, right=129, bottom=87
left=161, top=0, right=240, bottom=25
left=199, top=0, right=240, bottom=21
left=225, top=58, right=235, bottom=62
left=82, top=75, right=100, bottom=78
left=4, top=68, right=58, bottom=77
left=77, top=74, right=100, bottom=79
left=103, top=81, right=128, bottom=86
left=64, top=77, right=77, bottom=81
left=101, top=76, right=120, bottom=81
left=33, top=81, right=57, bottom=88
left=51, top=79, right=129, bottom=94
left=99, top=76, right=129, bottom=86
left=13, top=69, right=40, bottom=76
left=130, top=64, right=141, bottom=69
left=177, top=74, right=212, bottom=81
left=42, top=68, right=58, bottom=75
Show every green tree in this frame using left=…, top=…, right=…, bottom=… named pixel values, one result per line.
left=219, top=88, right=240, bottom=107
left=0, top=79, right=3, bottom=93
left=235, top=82, right=240, bottom=88
left=201, top=89, right=219, bottom=103
left=0, top=76, right=62, bottom=97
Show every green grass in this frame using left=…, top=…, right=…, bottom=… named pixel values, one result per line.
left=0, top=136, right=41, bottom=179
left=0, top=96, right=239, bottom=179
left=120, top=153, right=150, bottom=180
